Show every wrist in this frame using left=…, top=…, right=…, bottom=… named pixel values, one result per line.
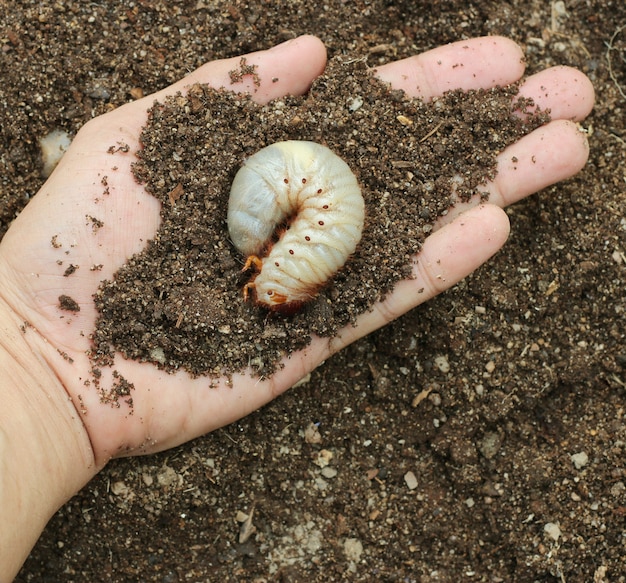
left=0, top=298, right=95, bottom=580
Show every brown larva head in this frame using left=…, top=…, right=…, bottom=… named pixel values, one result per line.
left=271, top=299, right=306, bottom=316
left=245, top=275, right=319, bottom=314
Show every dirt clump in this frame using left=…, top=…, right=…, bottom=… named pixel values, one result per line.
left=2, top=0, right=624, bottom=581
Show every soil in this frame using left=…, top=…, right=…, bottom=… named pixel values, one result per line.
left=91, top=61, right=545, bottom=380
left=2, top=1, right=625, bottom=582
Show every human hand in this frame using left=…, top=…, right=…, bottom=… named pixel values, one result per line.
left=1, top=33, right=594, bottom=463
left=0, top=34, right=594, bottom=578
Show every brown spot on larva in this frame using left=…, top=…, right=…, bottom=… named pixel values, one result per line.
left=305, top=236, right=311, bottom=241
left=301, top=178, right=307, bottom=183
left=289, top=249, right=294, bottom=255
left=318, top=220, right=325, bottom=226
left=283, top=178, right=289, bottom=184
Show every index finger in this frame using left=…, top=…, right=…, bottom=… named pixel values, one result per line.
left=374, top=36, right=526, bottom=99
left=153, top=34, right=328, bottom=105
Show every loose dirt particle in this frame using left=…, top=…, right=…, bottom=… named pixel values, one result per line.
left=228, top=57, right=261, bottom=87
left=58, top=294, right=80, bottom=312
left=63, top=263, right=78, bottom=277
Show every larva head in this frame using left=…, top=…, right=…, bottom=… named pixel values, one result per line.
left=247, top=273, right=317, bottom=315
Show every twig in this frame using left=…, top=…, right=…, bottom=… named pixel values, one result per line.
left=419, top=121, right=444, bottom=143
left=606, top=24, right=626, bottom=101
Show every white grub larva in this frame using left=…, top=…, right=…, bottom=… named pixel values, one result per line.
left=227, top=140, right=365, bottom=313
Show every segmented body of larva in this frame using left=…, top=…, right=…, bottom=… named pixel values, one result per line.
left=227, top=141, right=365, bottom=313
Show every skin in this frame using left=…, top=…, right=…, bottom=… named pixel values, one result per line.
left=0, top=35, right=594, bottom=579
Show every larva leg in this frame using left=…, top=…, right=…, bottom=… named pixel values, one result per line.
left=242, top=255, right=263, bottom=273
left=243, top=281, right=256, bottom=303
left=242, top=256, right=262, bottom=303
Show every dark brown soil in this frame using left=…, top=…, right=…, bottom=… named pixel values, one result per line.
left=90, top=60, right=544, bottom=380
left=2, top=1, right=625, bottom=581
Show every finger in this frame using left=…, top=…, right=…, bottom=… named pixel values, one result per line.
left=321, top=204, right=511, bottom=354
left=515, top=66, right=595, bottom=121
left=374, top=36, right=526, bottom=99
left=147, top=34, right=327, bottom=107
left=440, top=119, right=590, bottom=224
left=489, top=120, right=590, bottom=205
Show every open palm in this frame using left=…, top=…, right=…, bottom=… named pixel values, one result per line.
left=0, top=35, right=593, bottom=467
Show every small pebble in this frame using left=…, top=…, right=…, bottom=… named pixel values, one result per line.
left=434, top=355, right=450, bottom=373
left=304, top=422, right=322, bottom=444
left=314, top=449, right=333, bottom=468
left=404, top=471, right=418, bottom=490
left=553, top=1, right=567, bottom=17
left=149, top=347, right=166, bottom=364
left=479, top=431, right=502, bottom=459
left=344, top=537, right=363, bottom=562
left=610, top=481, right=625, bottom=497
left=321, top=466, right=337, bottom=479
left=157, top=465, right=181, bottom=488
left=347, top=96, right=363, bottom=111
left=110, top=481, right=129, bottom=497
left=571, top=451, right=589, bottom=469
left=39, top=129, right=72, bottom=178
left=544, top=522, right=562, bottom=541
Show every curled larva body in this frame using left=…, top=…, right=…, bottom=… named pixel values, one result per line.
left=228, top=140, right=365, bottom=312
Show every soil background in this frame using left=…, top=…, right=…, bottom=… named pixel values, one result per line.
left=2, top=1, right=625, bottom=581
